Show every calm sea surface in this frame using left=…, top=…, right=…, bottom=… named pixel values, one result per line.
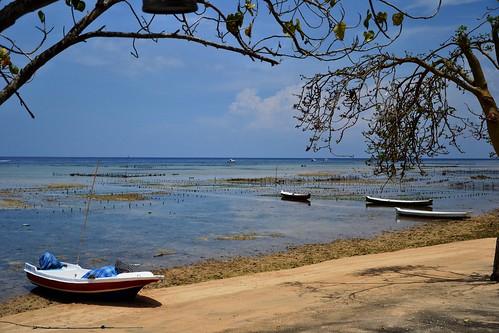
left=0, top=157, right=498, bottom=301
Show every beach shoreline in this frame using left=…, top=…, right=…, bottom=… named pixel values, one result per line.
left=1, top=208, right=498, bottom=319
left=0, top=239, right=497, bottom=332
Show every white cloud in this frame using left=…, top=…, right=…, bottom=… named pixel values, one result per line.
left=228, top=86, right=300, bottom=130
left=68, top=40, right=184, bottom=76
left=397, top=24, right=455, bottom=39
left=408, top=0, right=483, bottom=10
left=138, top=55, right=184, bottom=71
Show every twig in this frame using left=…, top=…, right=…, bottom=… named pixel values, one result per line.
left=0, top=71, right=35, bottom=118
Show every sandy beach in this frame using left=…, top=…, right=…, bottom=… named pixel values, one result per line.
left=0, top=237, right=498, bottom=332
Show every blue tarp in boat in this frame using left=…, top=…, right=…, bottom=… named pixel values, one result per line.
left=82, top=265, right=118, bottom=279
left=39, top=252, right=64, bottom=270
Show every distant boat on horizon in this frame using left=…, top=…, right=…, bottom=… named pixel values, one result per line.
left=227, top=159, right=236, bottom=164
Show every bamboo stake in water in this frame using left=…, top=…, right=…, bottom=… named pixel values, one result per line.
left=76, top=161, right=99, bottom=266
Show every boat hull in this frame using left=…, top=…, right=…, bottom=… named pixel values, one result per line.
left=366, top=196, right=433, bottom=207
left=24, top=263, right=162, bottom=297
left=280, top=191, right=311, bottom=202
left=395, top=207, right=471, bottom=219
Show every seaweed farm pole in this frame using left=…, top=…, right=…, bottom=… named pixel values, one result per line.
left=76, top=161, right=99, bottom=266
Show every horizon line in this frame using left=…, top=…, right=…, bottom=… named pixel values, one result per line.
left=0, top=156, right=496, bottom=161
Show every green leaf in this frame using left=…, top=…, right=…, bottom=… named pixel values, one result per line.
left=244, top=0, right=255, bottom=16
left=9, top=64, right=19, bottom=75
left=363, top=10, right=372, bottom=29
left=392, top=12, right=404, bottom=26
left=283, top=20, right=296, bottom=36
left=75, top=1, right=85, bottom=12
left=333, top=21, right=346, bottom=41
left=244, top=23, right=252, bottom=38
left=456, top=25, right=468, bottom=35
left=38, top=10, right=45, bottom=24
left=363, top=30, right=375, bottom=42
left=375, top=11, right=387, bottom=27
left=1, top=53, right=11, bottom=68
left=295, top=19, right=305, bottom=40
left=226, top=12, right=244, bottom=36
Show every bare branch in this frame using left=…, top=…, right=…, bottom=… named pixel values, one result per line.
left=295, top=14, right=498, bottom=179
left=78, top=30, right=280, bottom=65
left=0, top=0, right=58, bottom=33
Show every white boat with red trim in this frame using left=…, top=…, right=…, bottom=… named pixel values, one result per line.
left=24, top=262, right=162, bottom=297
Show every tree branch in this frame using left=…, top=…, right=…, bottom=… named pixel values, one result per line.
left=0, top=1, right=280, bottom=107
left=0, top=0, right=121, bottom=106
left=78, top=31, right=279, bottom=65
left=382, top=55, right=480, bottom=96
left=0, top=71, right=34, bottom=118
left=0, top=0, right=58, bottom=33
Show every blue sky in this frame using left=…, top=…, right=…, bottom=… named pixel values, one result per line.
left=0, top=0, right=497, bottom=158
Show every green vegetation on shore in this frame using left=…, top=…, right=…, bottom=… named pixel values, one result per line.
left=214, top=232, right=286, bottom=241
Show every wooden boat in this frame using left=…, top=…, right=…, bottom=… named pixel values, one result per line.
left=24, top=262, right=162, bottom=297
left=366, top=195, right=433, bottom=207
left=395, top=207, right=471, bottom=219
left=280, top=190, right=311, bottom=202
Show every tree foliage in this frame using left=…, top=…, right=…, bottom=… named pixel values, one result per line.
left=295, top=7, right=498, bottom=179
left=0, top=0, right=439, bottom=117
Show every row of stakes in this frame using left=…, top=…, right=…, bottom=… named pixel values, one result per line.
left=16, top=186, right=495, bottom=214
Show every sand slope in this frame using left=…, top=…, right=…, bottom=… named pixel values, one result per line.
left=1, top=238, right=498, bottom=332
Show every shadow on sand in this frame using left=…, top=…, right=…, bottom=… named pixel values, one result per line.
left=29, top=286, right=162, bottom=308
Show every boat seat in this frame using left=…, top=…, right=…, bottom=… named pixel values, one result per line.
left=115, top=259, right=136, bottom=273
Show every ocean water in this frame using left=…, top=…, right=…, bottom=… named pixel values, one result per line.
left=0, top=157, right=498, bottom=301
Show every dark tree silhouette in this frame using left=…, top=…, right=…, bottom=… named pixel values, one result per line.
left=295, top=7, right=499, bottom=280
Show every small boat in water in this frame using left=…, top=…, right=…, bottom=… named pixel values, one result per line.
left=280, top=190, right=311, bottom=202
left=395, top=207, right=471, bottom=219
left=366, top=196, right=433, bottom=207
left=24, top=261, right=162, bottom=297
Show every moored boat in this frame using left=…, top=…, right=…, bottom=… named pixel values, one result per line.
left=280, top=190, right=311, bottom=202
left=395, top=207, right=471, bottom=219
left=24, top=262, right=162, bottom=297
left=366, top=195, right=433, bottom=207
